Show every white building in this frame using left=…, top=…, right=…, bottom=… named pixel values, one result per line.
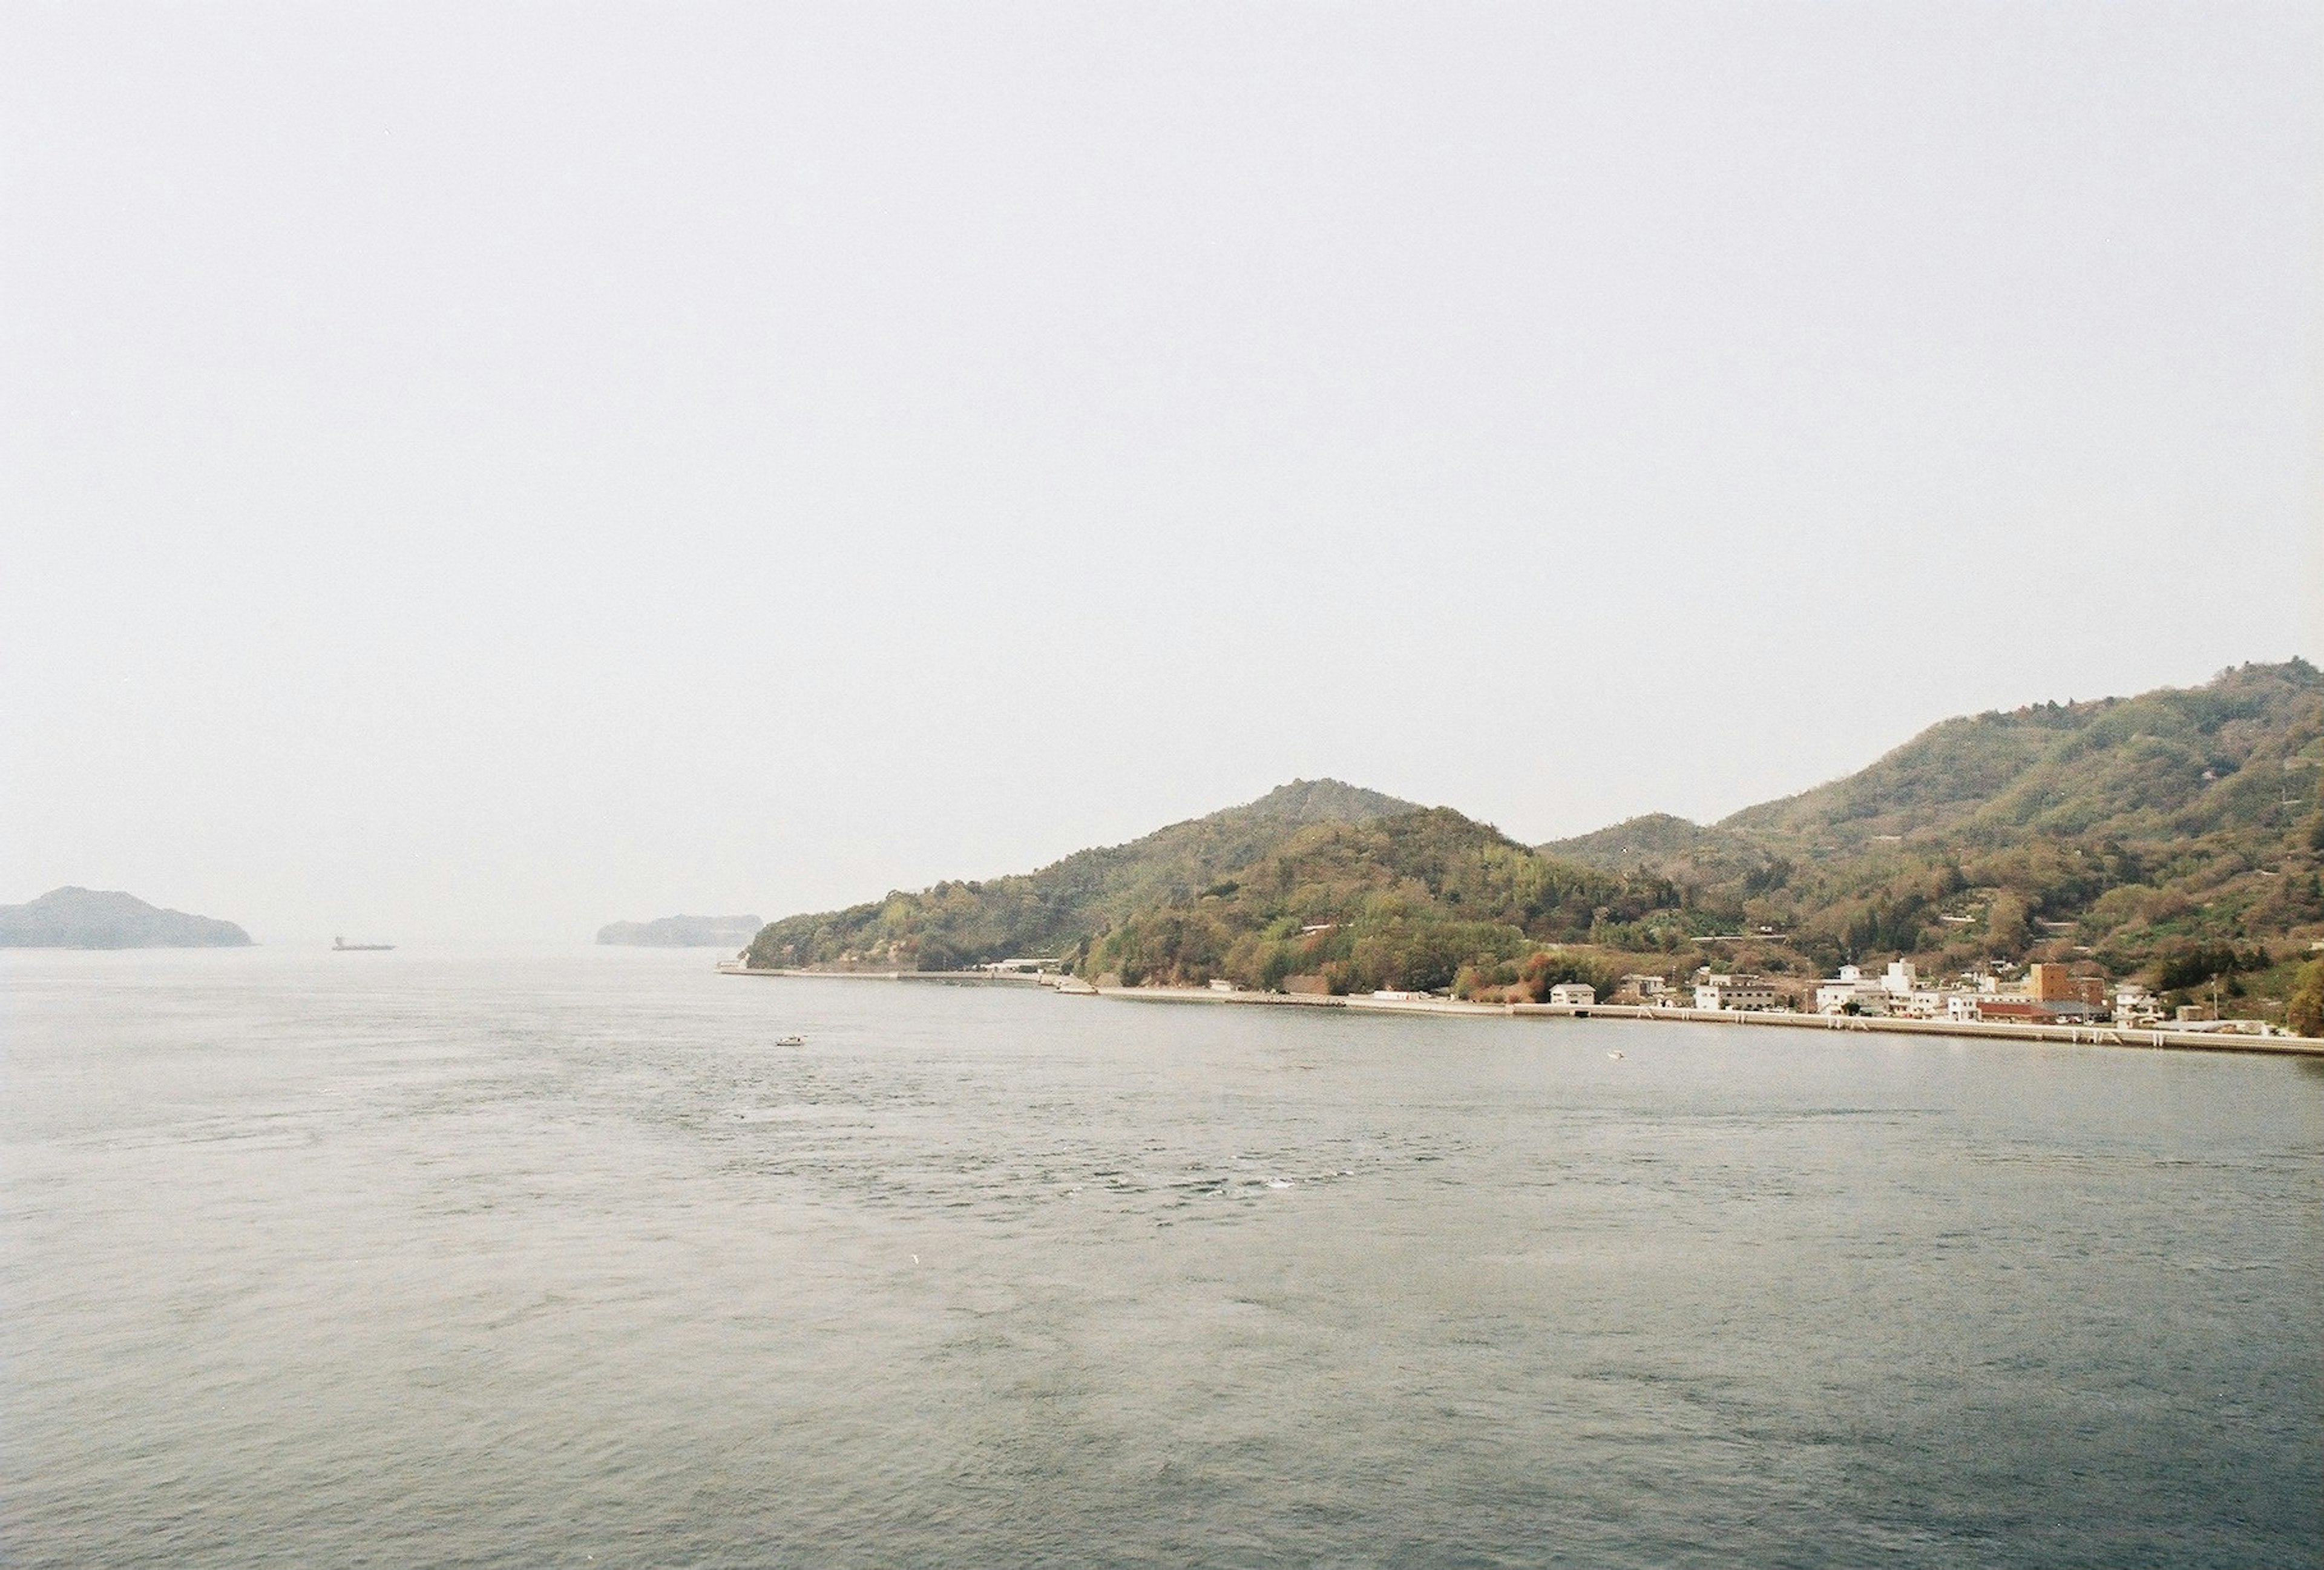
left=1815, top=964, right=1890, bottom=1014
left=1891, top=989, right=1953, bottom=1020
left=1695, top=974, right=1782, bottom=1011
left=1549, top=983, right=1596, bottom=1007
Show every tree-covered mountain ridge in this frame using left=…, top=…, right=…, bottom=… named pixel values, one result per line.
left=1540, top=660, right=2324, bottom=996
left=746, top=779, right=1425, bottom=973
left=748, top=662, right=2324, bottom=1011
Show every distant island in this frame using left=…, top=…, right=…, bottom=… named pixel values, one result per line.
left=597, top=913, right=763, bottom=948
left=735, top=663, right=2324, bottom=1035
left=0, top=887, right=252, bottom=949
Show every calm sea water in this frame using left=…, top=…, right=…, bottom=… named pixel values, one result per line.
left=3, top=948, right=2318, bottom=1568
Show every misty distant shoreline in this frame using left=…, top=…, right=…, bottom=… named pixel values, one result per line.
left=0, top=888, right=252, bottom=949
left=597, top=915, right=762, bottom=948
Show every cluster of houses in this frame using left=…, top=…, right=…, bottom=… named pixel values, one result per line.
left=1544, top=961, right=2205, bottom=1029
left=1800, top=960, right=2129, bottom=1023
left=1544, top=971, right=1793, bottom=1012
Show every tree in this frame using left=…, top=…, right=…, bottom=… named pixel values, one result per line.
left=1517, top=951, right=1621, bottom=1003
left=2152, top=942, right=2267, bottom=994
left=2289, top=959, right=2324, bottom=1039
left=1984, top=892, right=2032, bottom=957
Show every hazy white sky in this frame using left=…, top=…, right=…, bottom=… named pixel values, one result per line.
left=5, top=2, right=2319, bottom=943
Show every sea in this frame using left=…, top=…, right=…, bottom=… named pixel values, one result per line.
left=3, top=947, right=2318, bottom=1568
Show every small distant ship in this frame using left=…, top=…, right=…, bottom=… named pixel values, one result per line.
left=333, top=935, right=395, bottom=951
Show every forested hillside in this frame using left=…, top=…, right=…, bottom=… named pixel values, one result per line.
left=744, top=779, right=1419, bottom=971
left=1543, top=659, right=2324, bottom=1005
left=746, top=662, right=2324, bottom=1019
left=1085, top=808, right=1675, bottom=994
left=1537, top=813, right=1776, bottom=890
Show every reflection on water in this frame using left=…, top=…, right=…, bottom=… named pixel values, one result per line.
left=4, top=948, right=2319, bottom=1568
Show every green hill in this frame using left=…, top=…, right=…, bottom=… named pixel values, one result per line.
left=1721, top=660, right=2324, bottom=852
left=1540, top=812, right=1777, bottom=887
left=1543, top=660, right=2324, bottom=1002
left=1086, top=807, right=1675, bottom=994
left=744, top=663, right=2324, bottom=1017
left=745, top=780, right=1422, bottom=972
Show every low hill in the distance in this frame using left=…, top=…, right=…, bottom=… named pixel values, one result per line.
left=597, top=914, right=763, bottom=948
left=1539, top=812, right=1776, bottom=888
left=741, top=662, right=2324, bottom=1020
left=0, top=888, right=253, bottom=948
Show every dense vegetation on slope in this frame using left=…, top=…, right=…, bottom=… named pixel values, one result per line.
left=1723, top=660, right=2323, bottom=850
left=1543, top=660, right=2324, bottom=1009
left=749, top=662, right=2324, bottom=1023
left=1535, top=813, right=1777, bottom=893
left=1084, top=808, right=1674, bottom=993
left=0, top=887, right=252, bottom=948
left=744, top=780, right=1419, bottom=971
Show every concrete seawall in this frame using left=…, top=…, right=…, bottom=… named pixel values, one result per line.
left=718, top=967, right=2324, bottom=1058
left=1092, top=986, right=2324, bottom=1057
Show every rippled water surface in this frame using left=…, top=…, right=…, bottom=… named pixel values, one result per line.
left=4, top=948, right=2319, bottom=1567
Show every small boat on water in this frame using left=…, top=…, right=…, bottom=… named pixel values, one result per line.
left=775, top=1034, right=804, bottom=1046
left=333, top=936, right=395, bottom=951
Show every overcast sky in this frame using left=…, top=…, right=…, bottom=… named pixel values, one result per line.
left=5, top=2, right=2319, bottom=944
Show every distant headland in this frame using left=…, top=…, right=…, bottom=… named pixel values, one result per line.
left=597, top=914, right=763, bottom=948
left=0, top=888, right=253, bottom=949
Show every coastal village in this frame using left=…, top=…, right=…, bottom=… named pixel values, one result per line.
left=729, top=945, right=2322, bottom=1053
left=1414, top=956, right=2297, bottom=1037
left=728, top=667, right=2324, bottom=1053
left=1609, top=959, right=2278, bottom=1034
left=1227, top=951, right=2302, bottom=1038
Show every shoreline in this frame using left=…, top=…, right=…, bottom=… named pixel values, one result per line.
left=1100, top=987, right=2324, bottom=1057
left=718, top=965, right=1048, bottom=987
left=719, top=965, right=2324, bottom=1058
